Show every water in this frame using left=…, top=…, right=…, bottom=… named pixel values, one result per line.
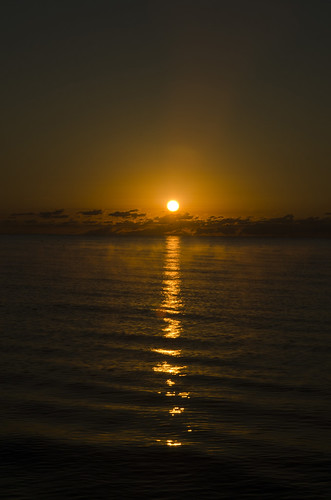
left=1, top=235, right=330, bottom=499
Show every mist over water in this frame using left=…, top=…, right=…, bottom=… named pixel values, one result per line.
left=1, top=235, right=331, bottom=498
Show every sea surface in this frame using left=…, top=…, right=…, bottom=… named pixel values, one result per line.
left=1, top=235, right=330, bottom=499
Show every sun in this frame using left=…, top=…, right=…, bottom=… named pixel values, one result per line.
left=167, top=200, right=179, bottom=212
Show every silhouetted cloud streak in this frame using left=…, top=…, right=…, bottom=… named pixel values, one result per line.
left=1, top=210, right=331, bottom=237
left=86, top=213, right=331, bottom=238
left=78, top=210, right=103, bottom=216
left=11, top=212, right=36, bottom=217
left=39, top=210, right=68, bottom=219
left=109, top=209, right=146, bottom=219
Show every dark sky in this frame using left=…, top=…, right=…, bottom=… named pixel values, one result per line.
left=1, top=0, right=330, bottom=216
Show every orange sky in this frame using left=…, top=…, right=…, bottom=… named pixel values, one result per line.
left=1, top=1, right=330, bottom=218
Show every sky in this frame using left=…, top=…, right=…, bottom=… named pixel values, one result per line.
left=1, top=0, right=330, bottom=218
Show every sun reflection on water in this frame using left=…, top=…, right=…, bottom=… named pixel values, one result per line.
left=153, top=361, right=186, bottom=376
left=153, top=236, right=192, bottom=447
left=152, top=348, right=181, bottom=356
left=166, top=439, right=182, bottom=446
left=161, top=318, right=182, bottom=339
left=160, top=236, right=183, bottom=338
left=156, top=439, right=182, bottom=446
left=169, top=406, right=185, bottom=416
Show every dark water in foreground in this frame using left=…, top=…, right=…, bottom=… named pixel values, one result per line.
left=1, top=235, right=331, bottom=499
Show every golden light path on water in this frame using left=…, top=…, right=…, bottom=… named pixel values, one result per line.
left=153, top=236, right=192, bottom=447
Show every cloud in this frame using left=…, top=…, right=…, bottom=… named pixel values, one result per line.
left=11, top=212, right=36, bottom=217
left=2, top=210, right=331, bottom=237
left=78, top=210, right=103, bottom=216
left=109, top=209, right=146, bottom=219
left=39, top=209, right=68, bottom=219
left=155, top=213, right=194, bottom=224
left=85, top=213, right=331, bottom=238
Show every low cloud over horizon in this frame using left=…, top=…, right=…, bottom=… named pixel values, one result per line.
left=2, top=209, right=331, bottom=238
left=78, top=209, right=103, bottom=216
left=109, top=209, right=147, bottom=219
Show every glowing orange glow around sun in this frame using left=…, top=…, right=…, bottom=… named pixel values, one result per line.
left=167, top=200, right=179, bottom=212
